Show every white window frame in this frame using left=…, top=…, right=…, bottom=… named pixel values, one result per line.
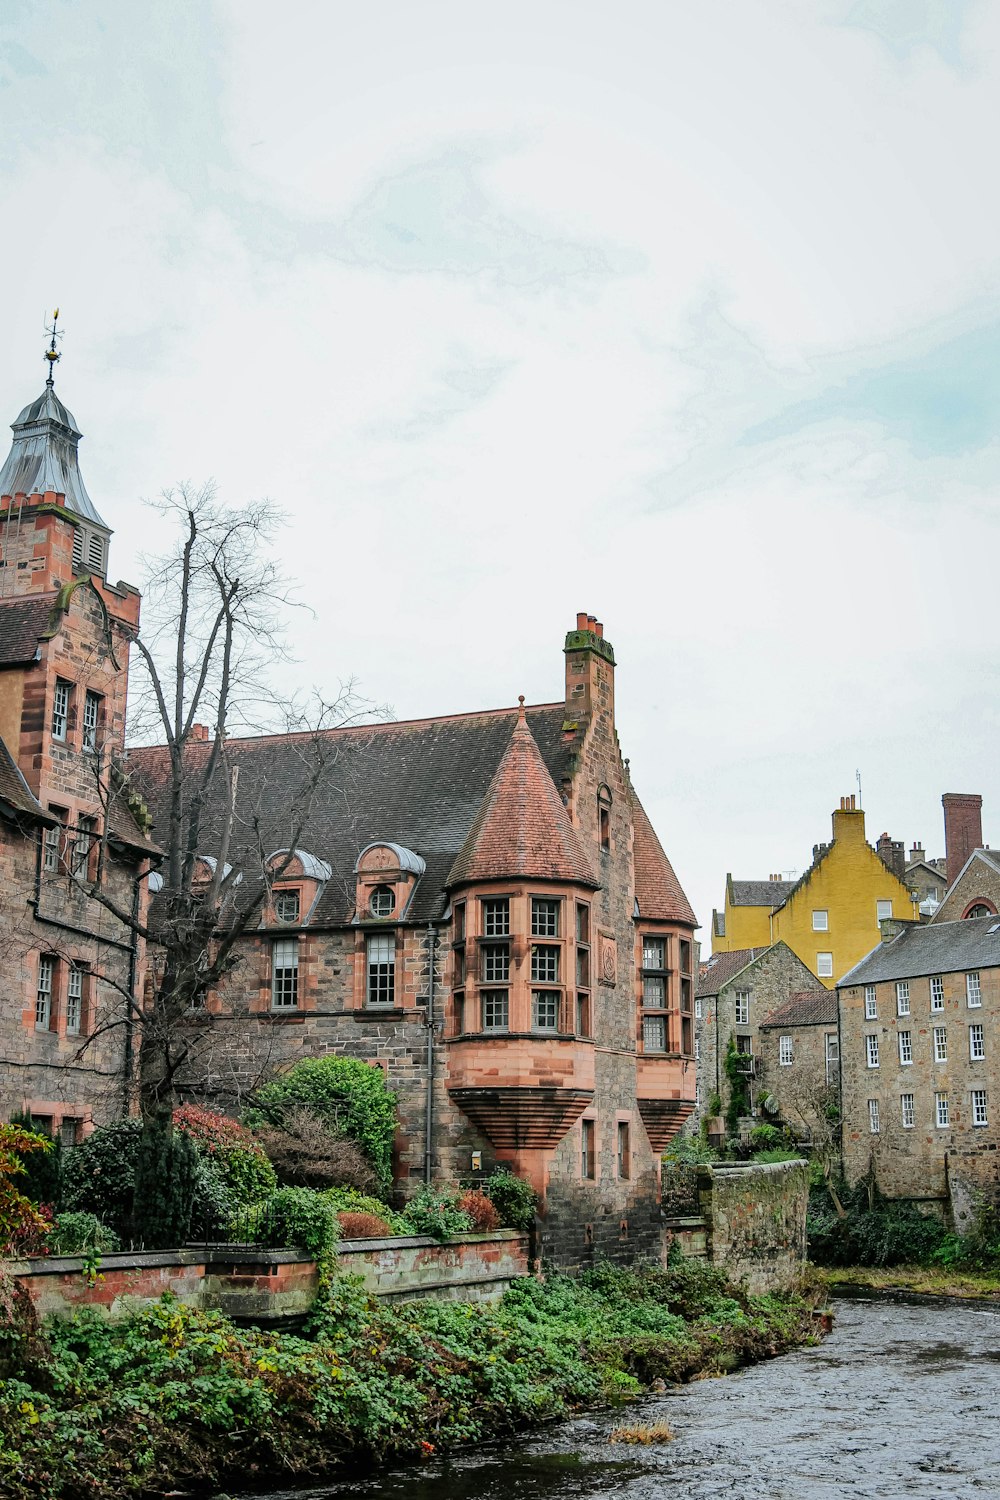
left=825, top=1032, right=839, bottom=1085
left=864, top=986, right=877, bottom=1020
left=896, top=981, right=910, bottom=1016
left=971, top=1089, right=988, bottom=1127
left=694, top=996, right=702, bottom=1019
left=812, top=909, right=829, bottom=932
left=868, top=1099, right=880, bottom=1134
left=876, top=899, right=892, bottom=923
left=898, top=1030, right=912, bottom=1065
left=934, top=1091, right=949, bottom=1128
left=52, top=680, right=70, bottom=741
left=817, top=952, right=834, bottom=979
left=36, top=955, right=54, bottom=1029
left=966, top=972, right=982, bottom=1008
left=43, top=821, right=61, bottom=873
left=66, top=964, right=83, bottom=1036
left=901, top=1092, right=915, bottom=1129
left=970, top=1023, right=985, bottom=1061
left=866, top=1033, right=879, bottom=1069
left=270, top=937, right=299, bottom=1010
left=933, top=1025, right=947, bottom=1063
left=694, top=1036, right=700, bottom=1061
left=735, top=989, right=750, bottom=1025
left=366, top=932, right=395, bottom=1008
left=779, top=1034, right=793, bottom=1066
left=82, top=691, right=101, bottom=752
left=930, top=976, right=944, bottom=1012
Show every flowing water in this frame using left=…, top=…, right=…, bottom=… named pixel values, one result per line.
left=232, top=1297, right=1000, bottom=1500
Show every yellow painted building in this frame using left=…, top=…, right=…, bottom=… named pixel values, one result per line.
left=711, top=796, right=919, bottom=986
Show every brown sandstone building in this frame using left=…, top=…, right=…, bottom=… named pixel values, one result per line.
left=0, top=369, right=699, bottom=1266
left=0, top=374, right=156, bottom=1140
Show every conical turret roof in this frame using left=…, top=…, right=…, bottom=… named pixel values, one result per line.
left=448, top=704, right=599, bottom=888
left=0, top=384, right=107, bottom=527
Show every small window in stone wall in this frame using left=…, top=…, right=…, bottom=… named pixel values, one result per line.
left=581, top=1118, right=596, bottom=1179
left=735, top=990, right=750, bottom=1025
left=865, top=986, right=878, bottom=1019
left=482, top=990, right=508, bottom=1032
left=271, top=938, right=299, bottom=1009
left=531, top=898, right=559, bottom=936
left=868, top=1099, right=880, bottom=1134
left=482, top=944, right=509, bottom=983
left=930, top=976, right=944, bottom=1012
left=617, top=1120, right=630, bottom=1179
left=274, top=889, right=300, bottom=924
left=576, top=991, right=591, bottom=1037
left=531, top=945, right=559, bottom=983
left=366, top=933, right=395, bottom=1007
left=901, top=1093, right=915, bottom=1128
left=532, top=990, right=559, bottom=1032
left=369, top=885, right=395, bottom=918
left=779, top=1035, right=793, bottom=1066
left=642, top=1014, right=666, bottom=1052
left=482, top=898, right=509, bottom=936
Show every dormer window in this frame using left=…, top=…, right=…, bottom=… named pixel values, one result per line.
left=274, top=889, right=300, bottom=924
left=369, top=885, right=395, bottom=919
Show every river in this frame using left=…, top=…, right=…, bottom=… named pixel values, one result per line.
left=232, top=1297, right=1000, bottom=1500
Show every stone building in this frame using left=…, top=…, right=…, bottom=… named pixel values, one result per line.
left=694, top=941, right=824, bottom=1127
left=838, top=917, right=1000, bottom=1218
left=757, top=988, right=840, bottom=1143
left=929, top=794, right=1000, bottom=923
left=711, top=796, right=919, bottom=986
left=0, top=372, right=156, bottom=1138
left=129, top=615, right=698, bottom=1266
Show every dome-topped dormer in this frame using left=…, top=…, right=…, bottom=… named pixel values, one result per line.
left=354, top=841, right=425, bottom=923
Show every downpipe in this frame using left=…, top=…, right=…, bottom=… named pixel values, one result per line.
left=424, top=922, right=436, bottom=1186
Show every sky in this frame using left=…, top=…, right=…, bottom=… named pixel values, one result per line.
left=2, top=0, right=1000, bottom=937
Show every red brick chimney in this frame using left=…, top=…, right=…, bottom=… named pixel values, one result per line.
left=564, top=612, right=615, bottom=725
left=942, top=793, right=983, bottom=887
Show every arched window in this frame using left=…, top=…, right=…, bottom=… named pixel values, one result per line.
left=963, top=901, right=997, bottom=920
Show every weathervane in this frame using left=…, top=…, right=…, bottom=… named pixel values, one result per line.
left=43, top=307, right=62, bottom=387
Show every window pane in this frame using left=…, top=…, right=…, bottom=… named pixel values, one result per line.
left=531, top=944, right=559, bottom=983
left=970, top=1024, right=985, bottom=1060
left=933, top=1026, right=947, bottom=1062
left=966, top=972, right=982, bottom=1007
left=930, top=976, right=944, bottom=1011
left=779, top=1035, right=793, bottom=1065
left=576, top=904, right=589, bottom=943
left=901, top=1093, right=915, bottom=1128
left=482, top=944, right=509, bottom=982
left=272, top=938, right=299, bottom=1008
left=532, top=990, right=559, bottom=1031
left=972, top=1089, right=988, bottom=1127
left=896, top=981, right=910, bottom=1015
left=531, top=898, right=559, bottom=937
left=868, top=1099, right=880, bottom=1133
left=482, top=990, right=508, bottom=1031
left=817, top=952, right=833, bottom=978
left=643, top=1014, right=666, bottom=1052
left=482, top=899, right=509, bottom=936
left=275, top=890, right=300, bottom=923
left=864, top=986, right=877, bottom=1019
left=642, top=937, right=665, bottom=969
left=366, top=933, right=394, bottom=1007
left=643, top=974, right=666, bottom=1008
left=898, top=1031, right=912, bottom=1064
left=866, top=1034, right=879, bottom=1068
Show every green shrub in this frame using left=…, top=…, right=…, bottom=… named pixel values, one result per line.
left=9, top=1112, right=62, bottom=1207
left=320, top=1186, right=408, bottom=1231
left=61, top=1120, right=142, bottom=1239
left=481, top=1167, right=537, bottom=1230
left=399, top=1187, right=472, bottom=1241
left=173, top=1104, right=277, bottom=1208
left=723, top=1036, right=751, bottom=1136
left=131, top=1117, right=201, bottom=1250
left=249, top=1057, right=397, bottom=1192
left=807, top=1181, right=948, bottom=1267
left=49, top=1212, right=120, bottom=1255
left=258, top=1187, right=340, bottom=1260
left=747, top=1124, right=784, bottom=1153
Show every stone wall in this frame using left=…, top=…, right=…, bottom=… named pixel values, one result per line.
left=11, top=1232, right=531, bottom=1324
left=662, top=1159, right=809, bottom=1293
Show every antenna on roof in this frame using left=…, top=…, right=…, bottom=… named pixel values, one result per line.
left=856, top=767, right=863, bottom=808
left=43, top=307, right=63, bottom=387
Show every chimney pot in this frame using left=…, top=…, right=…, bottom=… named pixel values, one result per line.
left=576, top=612, right=589, bottom=631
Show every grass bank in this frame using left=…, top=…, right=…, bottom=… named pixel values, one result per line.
left=815, top=1264, right=1000, bottom=1301
left=0, top=1260, right=821, bottom=1499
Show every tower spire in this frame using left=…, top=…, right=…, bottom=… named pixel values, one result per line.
left=43, top=307, right=62, bottom=387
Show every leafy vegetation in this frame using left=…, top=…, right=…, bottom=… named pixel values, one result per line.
left=255, top=1186, right=341, bottom=1260
left=0, top=1261, right=817, bottom=1499
left=807, top=1180, right=947, bottom=1268
left=173, top=1105, right=277, bottom=1208
left=481, top=1167, right=537, bottom=1230
left=9, top=1113, right=62, bottom=1209
left=48, top=1213, right=120, bottom=1256
left=250, top=1057, right=398, bottom=1193
left=457, top=1188, right=500, bottom=1231
left=398, top=1187, right=473, bottom=1240
left=0, top=1123, right=53, bottom=1255
left=723, top=1036, right=751, bottom=1137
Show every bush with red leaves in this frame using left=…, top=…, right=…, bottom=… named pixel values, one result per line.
left=336, top=1210, right=394, bottom=1239
left=457, top=1189, right=500, bottom=1231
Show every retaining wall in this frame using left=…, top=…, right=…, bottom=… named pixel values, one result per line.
left=11, top=1230, right=530, bottom=1324
left=663, top=1158, right=809, bottom=1294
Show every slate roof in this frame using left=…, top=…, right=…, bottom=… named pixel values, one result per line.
left=0, top=596, right=54, bottom=667
left=630, top=788, right=697, bottom=926
left=840, top=915, right=1000, bottom=987
left=0, top=733, right=50, bottom=823
left=0, top=384, right=108, bottom=527
left=759, top=989, right=837, bottom=1029
left=730, top=878, right=796, bottom=908
left=447, top=705, right=597, bottom=888
left=129, top=703, right=579, bottom=925
left=696, top=946, right=768, bottom=997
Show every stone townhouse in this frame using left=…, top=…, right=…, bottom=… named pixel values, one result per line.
left=130, top=615, right=699, bottom=1266
left=838, top=917, right=1000, bottom=1219
left=757, top=988, right=840, bottom=1143
left=711, top=796, right=919, bottom=986
left=0, top=371, right=156, bottom=1138
left=694, top=941, right=825, bottom=1129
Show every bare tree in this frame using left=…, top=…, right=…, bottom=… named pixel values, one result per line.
left=76, top=483, right=379, bottom=1129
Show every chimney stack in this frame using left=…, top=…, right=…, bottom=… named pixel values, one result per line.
left=564, top=611, right=615, bottom=725
left=909, top=843, right=925, bottom=866
left=876, top=831, right=906, bottom=882
left=942, top=793, right=983, bottom=887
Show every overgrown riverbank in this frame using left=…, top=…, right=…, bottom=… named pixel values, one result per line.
left=815, top=1264, right=1000, bottom=1301
left=0, top=1260, right=822, bottom=1500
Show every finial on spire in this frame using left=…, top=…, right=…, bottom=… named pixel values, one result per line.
left=43, top=307, right=62, bottom=387
left=517, top=694, right=526, bottom=723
